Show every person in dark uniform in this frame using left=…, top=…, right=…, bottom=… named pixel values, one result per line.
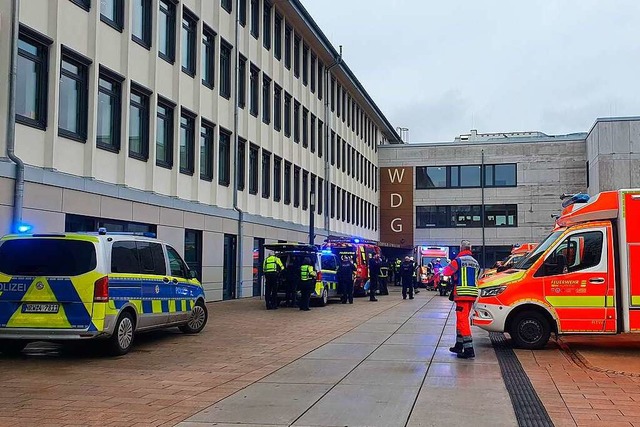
left=368, top=253, right=381, bottom=302
left=285, top=256, right=299, bottom=307
left=400, top=256, right=414, bottom=300
left=338, top=255, right=356, bottom=304
left=263, top=252, right=285, bottom=309
left=299, top=257, right=316, bottom=311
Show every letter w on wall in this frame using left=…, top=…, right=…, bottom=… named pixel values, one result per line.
left=387, top=168, right=405, bottom=184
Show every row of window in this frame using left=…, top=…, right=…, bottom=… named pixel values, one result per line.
left=416, top=164, right=517, bottom=189
left=329, top=185, right=379, bottom=231
left=416, top=204, right=518, bottom=229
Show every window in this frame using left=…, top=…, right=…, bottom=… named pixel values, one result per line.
left=184, top=230, right=202, bottom=280
left=238, top=55, right=246, bottom=108
left=273, top=156, right=282, bottom=202
left=132, top=0, right=152, bottom=48
left=263, top=1, right=271, bottom=50
left=140, top=242, right=167, bottom=275
left=262, top=150, right=271, bottom=198
left=416, top=166, right=446, bottom=189
left=156, top=98, right=174, bottom=168
left=302, top=108, right=308, bottom=148
left=451, top=205, right=482, bottom=227
left=330, top=184, right=335, bottom=218
left=459, top=165, right=481, bottom=187
left=69, top=0, right=90, bottom=11
left=484, top=204, right=517, bottom=227
left=250, top=0, right=259, bottom=39
left=341, top=190, right=346, bottom=220
left=100, top=0, right=124, bottom=31
left=181, top=9, right=197, bottom=75
left=335, top=136, right=341, bottom=169
left=274, top=84, right=282, bottom=131
left=167, top=246, right=189, bottom=279
left=284, top=26, right=292, bottom=69
left=179, top=109, right=196, bottom=175
left=0, top=238, right=96, bottom=276
left=336, top=83, right=340, bottom=116
left=485, top=164, right=517, bottom=187
left=317, top=119, right=323, bottom=158
left=346, top=193, right=351, bottom=223
left=239, top=0, right=246, bottom=25
left=302, top=170, right=309, bottom=210
left=97, top=70, right=122, bottom=152
left=200, top=120, right=214, bottom=181
left=220, top=39, right=233, bottom=99
left=284, top=92, right=291, bottom=137
left=284, top=161, right=291, bottom=205
left=310, top=53, right=316, bottom=92
left=202, top=26, right=216, bottom=88
left=249, top=64, right=259, bottom=117
left=330, top=132, right=335, bottom=166
left=58, top=48, right=90, bottom=141
left=330, top=77, right=335, bottom=111
left=318, top=61, right=323, bottom=100
left=219, top=128, right=231, bottom=186
left=293, top=166, right=300, bottom=207
left=310, top=114, right=316, bottom=153
left=539, top=231, right=603, bottom=277
left=302, top=43, right=309, bottom=86
left=249, top=143, right=259, bottom=195
left=16, top=26, right=51, bottom=129
left=274, top=13, right=282, bottom=60
left=221, top=0, right=232, bottom=13
left=317, top=177, right=323, bottom=215
left=293, top=100, right=300, bottom=143
left=293, top=34, right=300, bottom=78
left=129, top=84, right=150, bottom=160
left=335, top=188, right=341, bottom=220
left=111, top=241, right=140, bottom=274
left=262, top=74, right=271, bottom=124
left=158, top=0, right=176, bottom=62
left=237, top=138, right=246, bottom=190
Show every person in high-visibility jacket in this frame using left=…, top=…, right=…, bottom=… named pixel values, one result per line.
left=263, top=253, right=285, bottom=310
left=441, top=240, right=480, bottom=359
left=299, top=257, right=316, bottom=311
left=394, top=258, right=402, bottom=285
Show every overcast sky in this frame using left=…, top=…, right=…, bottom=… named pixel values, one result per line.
left=302, top=0, right=640, bottom=142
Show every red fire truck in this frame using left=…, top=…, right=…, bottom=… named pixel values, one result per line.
left=322, top=238, right=381, bottom=296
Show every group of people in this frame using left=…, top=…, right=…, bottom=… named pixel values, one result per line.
left=262, top=254, right=317, bottom=311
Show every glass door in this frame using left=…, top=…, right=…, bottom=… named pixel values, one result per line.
left=223, top=234, right=237, bottom=300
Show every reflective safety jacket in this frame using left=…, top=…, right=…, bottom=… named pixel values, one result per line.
left=300, top=264, right=316, bottom=281
left=379, top=266, right=389, bottom=278
left=263, top=255, right=284, bottom=274
left=442, top=250, right=480, bottom=300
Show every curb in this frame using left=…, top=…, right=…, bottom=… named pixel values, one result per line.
left=556, top=337, right=640, bottom=378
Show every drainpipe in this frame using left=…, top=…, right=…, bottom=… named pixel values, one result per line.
left=232, top=2, right=243, bottom=299
left=6, top=0, right=24, bottom=234
left=323, top=46, right=342, bottom=239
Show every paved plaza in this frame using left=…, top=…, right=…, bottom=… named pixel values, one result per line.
left=2, top=289, right=640, bottom=427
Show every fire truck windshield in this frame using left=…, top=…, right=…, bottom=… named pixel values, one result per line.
left=515, top=230, right=564, bottom=270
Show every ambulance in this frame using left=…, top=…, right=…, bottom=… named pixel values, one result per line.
left=414, top=245, right=449, bottom=288
left=473, top=189, right=640, bottom=349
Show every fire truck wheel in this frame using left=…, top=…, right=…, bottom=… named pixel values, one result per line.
left=509, top=311, right=551, bottom=350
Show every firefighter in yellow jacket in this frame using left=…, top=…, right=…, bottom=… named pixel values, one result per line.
left=299, top=257, right=316, bottom=311
left=263, top=253, right=285, bottom=310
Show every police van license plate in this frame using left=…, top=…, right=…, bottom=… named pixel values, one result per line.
left=22, top=303, right=60, bottom=314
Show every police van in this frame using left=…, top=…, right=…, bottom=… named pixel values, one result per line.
left=0, top=229, right=207, bottom=356
left=264, top=243, right=340, bottom=306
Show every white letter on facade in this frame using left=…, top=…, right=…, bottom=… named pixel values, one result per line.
left=391, top=193, right=403, bottom=208
left=391, top=218, right=403, bottom=233
left=387, top=168, right=405, bottom=184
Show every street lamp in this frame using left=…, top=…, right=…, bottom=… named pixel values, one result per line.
left=309, top=188, right=315, bottom=245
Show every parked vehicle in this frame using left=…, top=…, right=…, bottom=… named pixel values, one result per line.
left=474, top=190, right=640, bottom=349
left=480, top=243, right=537, bottom=279
left=0, top=229, right=207, bottom=356
left=322, top=238, right=380, bottom=296
left=414, top=246, right=449, bottom=289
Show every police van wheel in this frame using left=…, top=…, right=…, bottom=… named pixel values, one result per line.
left=108, top=312, right=135, bottom=356
left=0, top=340, right=27, bottom=356
left=510, top=311, right=551, bottom=350
left=317, top=288, right=328, bottom=307
left=180, top=301, right=208, bottom=334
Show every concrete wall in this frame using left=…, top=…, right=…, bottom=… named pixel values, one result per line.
left=586, top=117, right=640, bottom=195
left=379, top=138, right=588, bottom=248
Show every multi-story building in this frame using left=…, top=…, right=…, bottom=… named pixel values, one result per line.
left=378, top=117, right=640, bottom=266
left=0, top=0, right=400, bottom=301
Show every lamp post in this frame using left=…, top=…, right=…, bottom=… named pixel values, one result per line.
left=309, top=188, right=315, bottom=245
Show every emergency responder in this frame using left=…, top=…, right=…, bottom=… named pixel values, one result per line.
left=400, top=256, right=414, bottom=299
left=263, top=252, right=285, bottom=310
left=368, top=253, right=381, bottom=301
left=441, top=240, right=480, bottom=359
left=394, top=258, right=402, bottom=286
left=285, top=256, right=299, bottom=307
left=410, top=257, right=420, bottom=295
left=338, top=255, right=356, bottom=304
left=299, top=257, right=316, bottom=311
left=378, top=257, right=390, bottom=295
left=433, top=258, right=443, bottom=271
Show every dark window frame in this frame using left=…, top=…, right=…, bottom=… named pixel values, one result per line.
left=16, top=25, right=52, bottom=130
left=274, top=13, right=282, bottom=60
left=302, top=107, right=308, bottom=148
left=261, top=149, right=271, bottom=199
left=218, top=128, right=232, bottom=186
left=284, top=160, right=292, bottom=205
left=239, top=0, right=247, bottom=26
left=100, top=0, right=124, bottom=32
left=293, top=99, right=300, bottom=143
left=416, top=164, right=518, bottom=189
left=249, top=143, right=259, bottom=195
left=156, top=96, right=175, bottom=168
left=96, top=67, right=124, bottom=153
left=262, top=74, right=271, bottom=124
left=237, top=137, right=246, bottom=190
left=158, top=0, right=177, bottom=63
left=179, top=108, right=196, bottom=175
left=293, top=166, right=301, bottom=208
left=200, top=119, right=215, bottom=181
left=221, top=0, right=232, bottom=14
left=273, top=156, right=282, bottom=202
left=302, top=170, right=308, bottom=211
left=181, top=7, right=198, bottom=77
left=310, top=114, right=316, bottom=153
left=58, top=46, right=91, bottom=142
left=250, top=0, right=259, bottom=39
left=284, top=92, right=292, bottom=137
left=128, top=82, right=151, bottom=161
left=219, top=39, right=233, bottom=99
left=293, top=34, right=300, bottom=78
left=201, top=25, right=216, bottom=88
left=284, top=24, right=292, bottom=70
left=273, top=84, right=282, bottom=131
left=69, top=0, right=91, bottom=11
left=132, top=0, right=152, bottom=49
left=249, top=63, right=260, bottom=117
left=415, top=204, right=518, bottom=229
left=238, top=55, right=247, bottom=108
left=302, top=43, right=309, bottom=86
left=263, top=0, right=272, bottom=50
left=310, top=53, right=316, bottom=93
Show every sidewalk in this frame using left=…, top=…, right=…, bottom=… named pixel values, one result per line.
left=180, top=293, right=517, bottom=427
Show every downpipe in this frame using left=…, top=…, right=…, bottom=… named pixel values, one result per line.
left=5, top=0, right=24, bottom=234
left=232, top=0, right=243, bottom=299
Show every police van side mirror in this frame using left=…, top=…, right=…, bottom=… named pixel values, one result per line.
left=189, top=270, right=198, bottom=279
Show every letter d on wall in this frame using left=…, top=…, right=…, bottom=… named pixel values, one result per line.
left=391, top=193, right=403, bottom=208
left=391, top=218, right=403, bottom=233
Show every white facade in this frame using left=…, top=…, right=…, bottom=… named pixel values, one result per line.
left=0, top=0, right=400, bottom=301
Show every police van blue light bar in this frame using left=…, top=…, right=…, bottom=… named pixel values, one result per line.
left=16, top=223, right=33, bottom=233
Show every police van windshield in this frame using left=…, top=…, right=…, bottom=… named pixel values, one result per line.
left=514, top=230, right=565, bottom=271
left=0, top=238, right=97, bottom=276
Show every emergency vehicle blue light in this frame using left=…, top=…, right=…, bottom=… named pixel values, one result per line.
left=321, top=249, right=333, bottom=254
left=353, top=239, right=360, bottom=244
left=16, top=223, right=32, bottom=233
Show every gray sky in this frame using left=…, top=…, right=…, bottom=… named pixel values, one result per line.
left=302, top=0, right=640, bottom=142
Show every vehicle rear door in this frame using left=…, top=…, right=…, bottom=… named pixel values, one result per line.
left=537, top=226, right=615, bottom=333
left=0, top=237, right=98, bottom=331
left=321, top=254, right=339, bottom=297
